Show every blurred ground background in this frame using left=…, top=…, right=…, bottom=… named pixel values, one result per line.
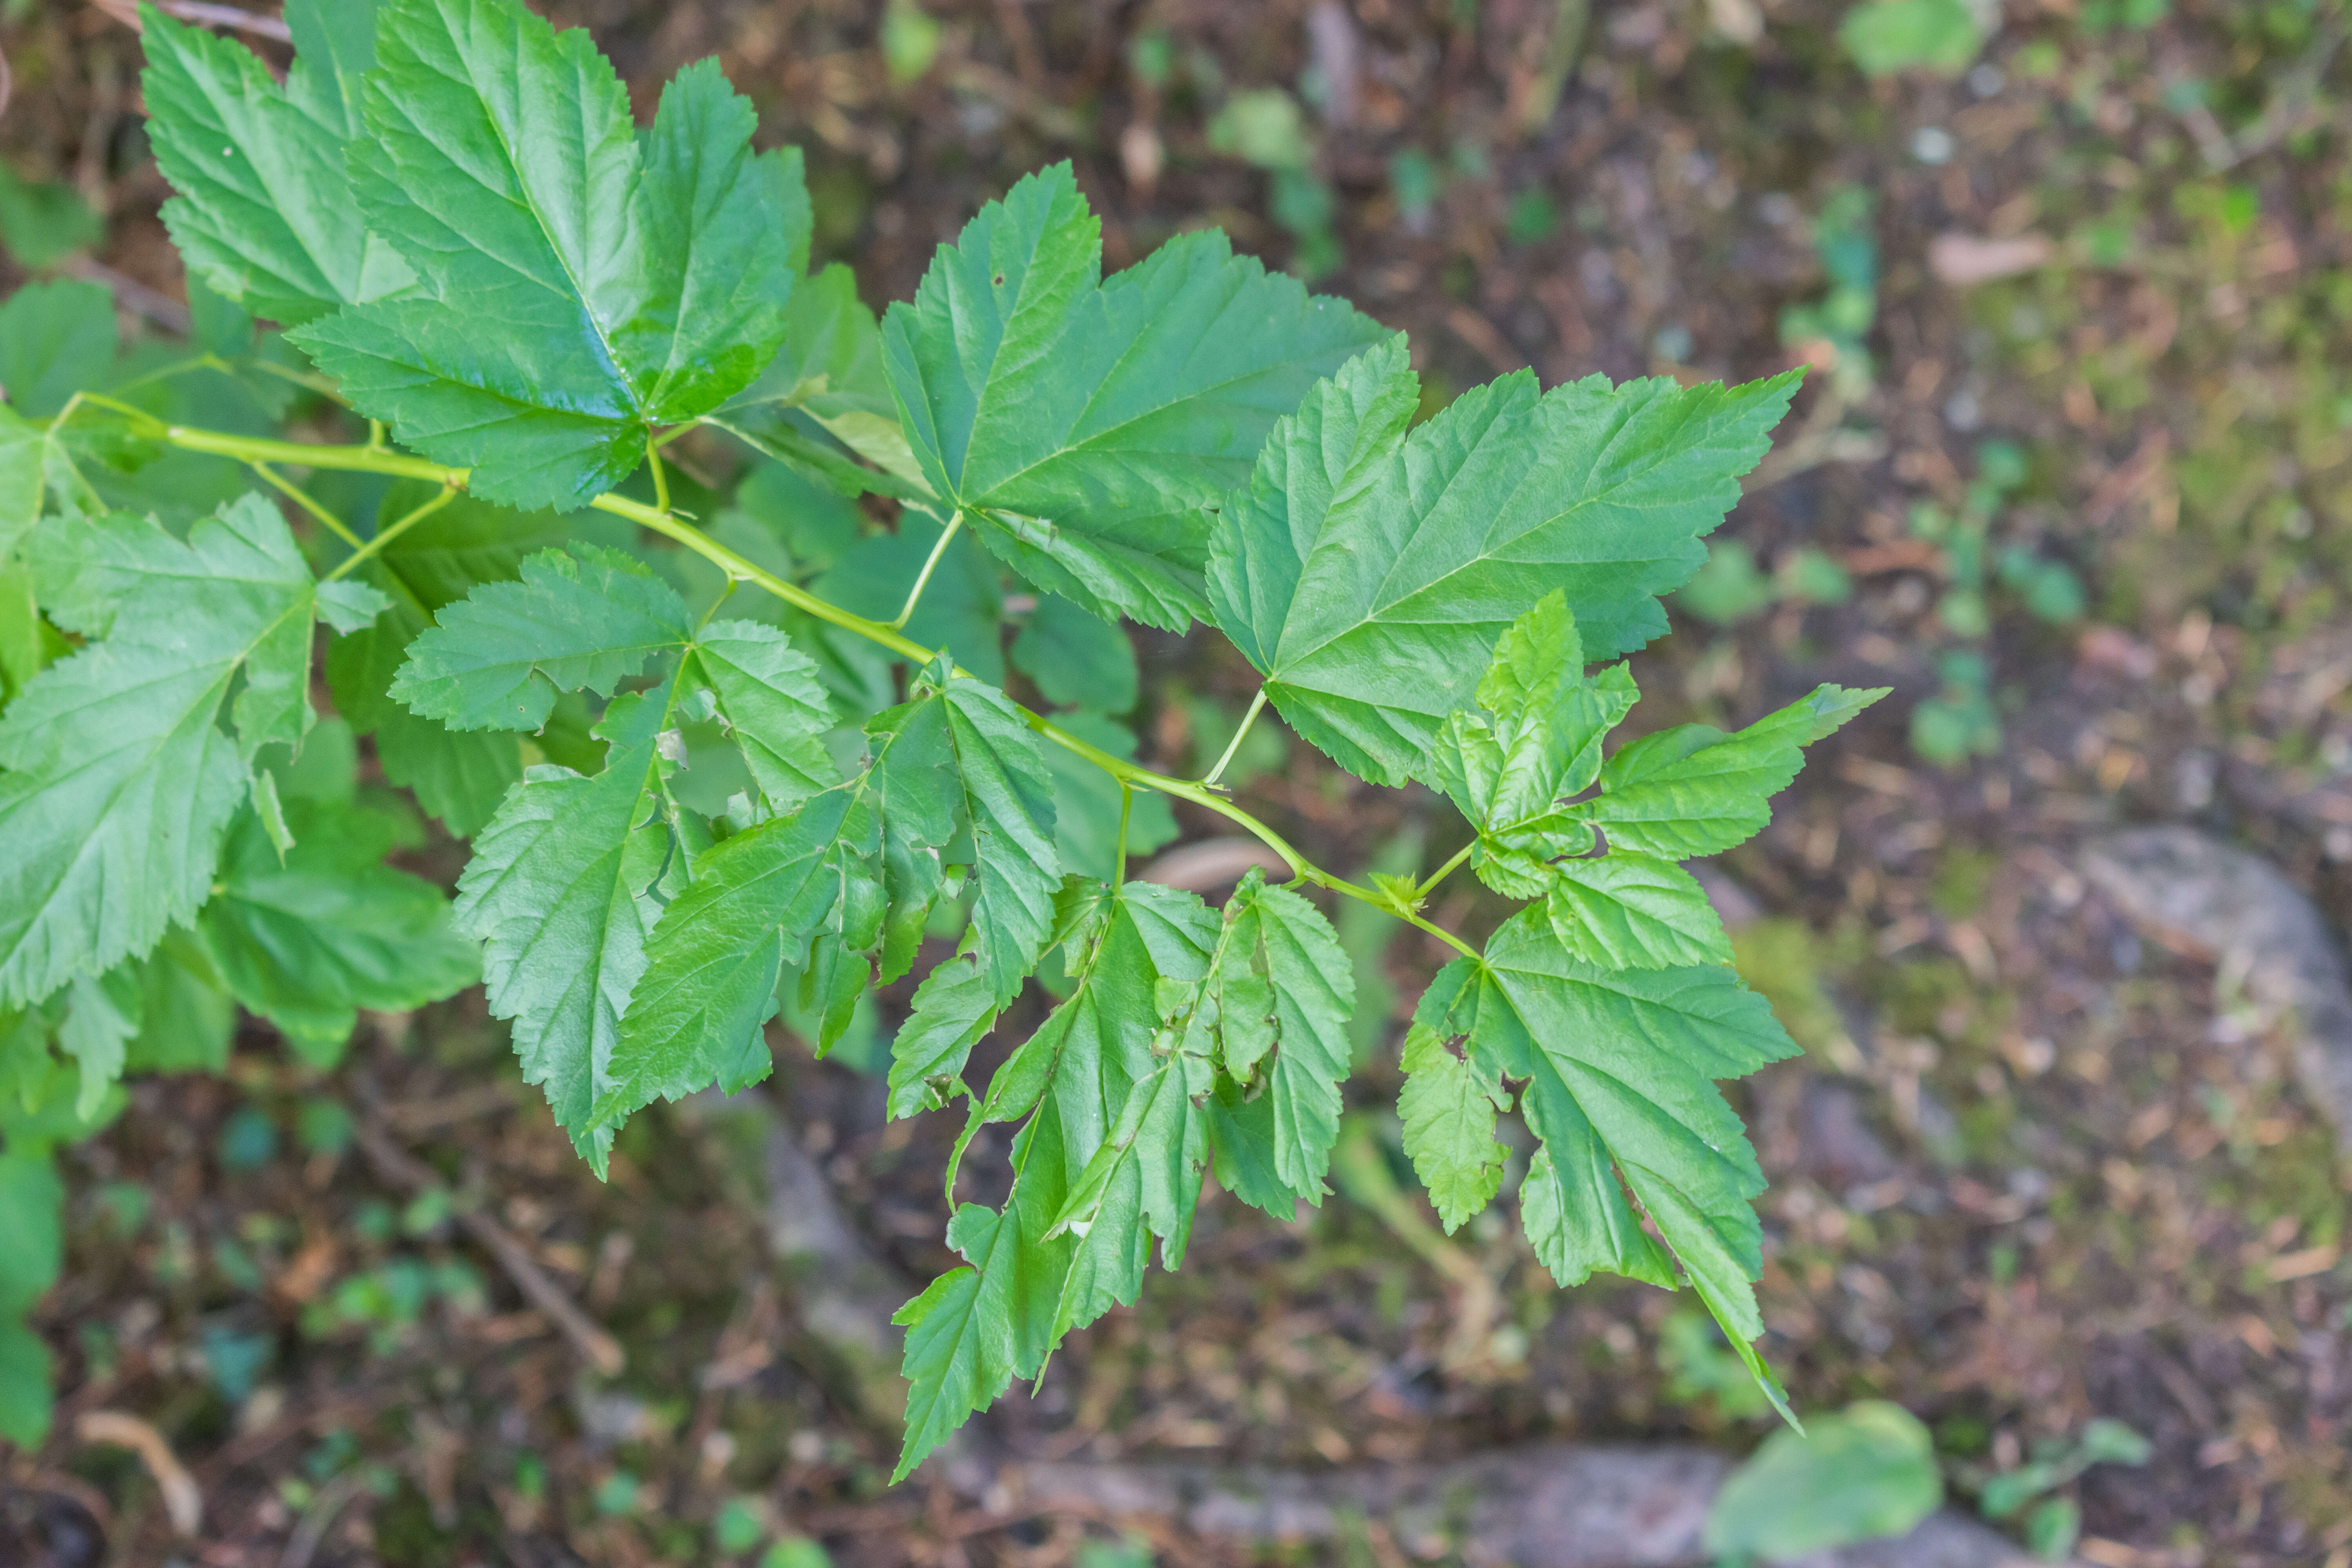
left=5, top=0, right=2352, bottom=1563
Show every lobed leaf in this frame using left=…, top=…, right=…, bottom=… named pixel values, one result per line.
left=883, top=163, right=1388, bottom=629
left=284, top=0, right=806, bottom=508
left=0, top=497, right=372, bottom=1007
left=140, top=0, right=413, bottom=326
left=1207, top=340, right=1802, bottom=785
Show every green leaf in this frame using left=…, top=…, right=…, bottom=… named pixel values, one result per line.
left=1199, top=876, right=1355, bottom=1215
left=458, top=690, right=684, bottom=1165
left=1840, top=0, right=1984, bottom=77
left=604, top=786, right=872, bottom=1125
left=58, top=965, right=141, bottom=1122
left=688, top=622, right=836, bottom=813
left=0, top=164, right=103, bottom=270
left=0, top=497, right=329, bottom=1007
left=0, top=279, right=116, bottom=419
left=1704, top=1401, right=1943, bottom=1557
left=1542, top=853, right=1732, bottom=970
left=893, top=880, right=1217, bottom=1481
left=200, top=796, right=476, bottom=1065
left=1011, top=595, right=1137, bottom=713
left=715, top=263, right=928, bottom=495
left=933, top=670, right=1061, bottom=1005
left=0, top=1151, right=62, bottom=1447
left=122, top=930, right=238, bottom=1075
left=1037, top=712, right=1177, bottom=882
left=816, top=516, right=1004, bottom=683
left=283, top=0, right=385, bottom=136
left=882, top=163, right=1387, bottom=629
left=1440, top=908, right=1800, bottom=1417
left=287, top=0, right=803, bottom=509
left=391, top=546, right=695, bottom=732
left=325, top=486, right=615, bottom=835
left=1207, top=339, right=1802, bottom=785
left=1397, top=1013, right=1509, bottom=1232
left=1567, top=683, right=1886, bottom=858
left=140, top=3, right=410, bottom=325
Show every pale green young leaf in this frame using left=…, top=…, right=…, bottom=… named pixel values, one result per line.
left=288, top=0, right=800, bottom=508
left=0, top=497, right=343, bottom=1007
left=200, top=796, right=477, bottom=1065
left=455, top=691, right=681, bottom=1167
left=882, top=162, right=1387, bottom=629
left=715, top=263, right=927, bottom=495
left=391, top=546, right=694, bottom=731
left=139, top=5, right=412, bottom=325
left=1568, top=684, right=1887, bottom=858
left=1396, top=1012, right=1510, bottom=1233
left=1207, top=340, right=1802, bottom=785
left=1543, top=853, right=1732, bottom=970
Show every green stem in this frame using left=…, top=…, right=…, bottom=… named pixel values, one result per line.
left=327, top=485, right=457, bottom=582
left=250, top=461, right=364, bottom=552
left=1201, top=687, right=1269, bottom=789
left=645, top=434, right=671, bottom=515
left=1417, top=840, right=1475, bottom=901
left=1114, top=785, right=1134, bottom=889
left=140, top=422, right=1486, bottom=964
left=888, top=509, right=963, bottom=630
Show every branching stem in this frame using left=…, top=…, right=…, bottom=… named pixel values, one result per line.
left=249, top=461, right=364, bottom=551
left=327, top=485, right=458, bottom=582
left=1200, top=687, right=1268, bottom=790
left=1417, top=840, right=1475, bottom=901
left=125, top=420, right=1487, bottom=965
left=888, top=509, right=963, bottom=630
left=645, top=434, right=671, bottom=515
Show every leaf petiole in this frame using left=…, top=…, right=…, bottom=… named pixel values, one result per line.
left=1200, top=687, right=1269, bottom=789
left=644, top=433, right=672, bottom=515
left=1416, top=840, right=1476, bottom=901
left=325, top=484, right=458, bottom=583
left=887, top=509, right=964, bottom=630
left=249, top=461, right=365, bottom=551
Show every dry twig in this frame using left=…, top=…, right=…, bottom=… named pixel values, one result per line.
left=351, top=1120, right=627, bottom=1376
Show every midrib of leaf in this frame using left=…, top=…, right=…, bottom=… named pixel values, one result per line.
left=1270, top=385, right=1720, bottom=673
left=406, top=28, right=642, bottom=418
left=968, top=261, right=1328, bottom=505
left=185, top=58, right=353, bottom=298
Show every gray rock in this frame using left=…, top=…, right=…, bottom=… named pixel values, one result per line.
left=2083, top=826, right=2352, bottom=1147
